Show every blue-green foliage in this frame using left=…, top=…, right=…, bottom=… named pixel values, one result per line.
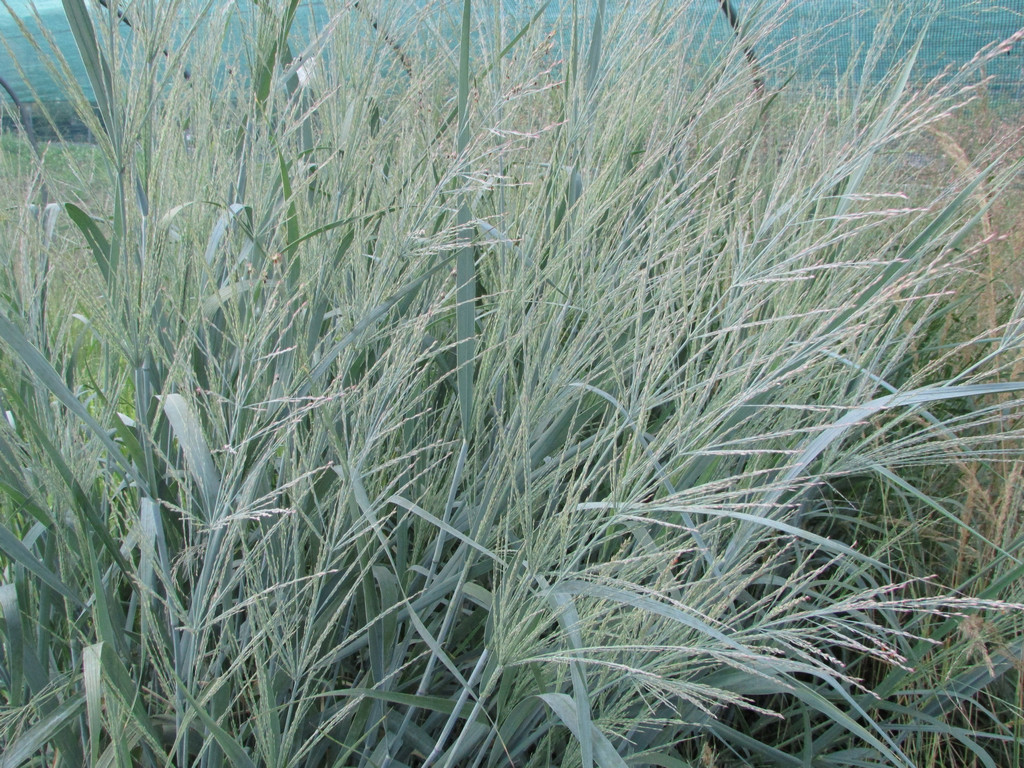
left=1, top=0, right=1022, bottom=108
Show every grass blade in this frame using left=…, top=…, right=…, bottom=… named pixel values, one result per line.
left=777, top=382, right=1024, bottom=493
left=160, top=393, right=221, bottom=519
left=456, top=0, right=476, bottom=440
left=536, top=693, right=628, bottom=768
left=60, top=0, right=117, bottom=147
left=0, top=523, right=81, bottom=606
left=0, top=315, right=141, bottom=489
left=0, top=696, right=86, bottom=768
left=172, top=671, right=257, bottom=768
left=64, top=203, right=112, bottom=285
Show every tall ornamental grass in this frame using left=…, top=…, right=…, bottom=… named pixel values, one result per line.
left=1, top=1, right=1023, bottom=766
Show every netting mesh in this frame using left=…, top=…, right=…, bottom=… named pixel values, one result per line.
left=1, top=0, right=1022, bottom=108
left=738, top=0, right=1023, bottom=98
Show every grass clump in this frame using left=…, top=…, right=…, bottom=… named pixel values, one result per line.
left=1, top=1, right=1023, bottom=766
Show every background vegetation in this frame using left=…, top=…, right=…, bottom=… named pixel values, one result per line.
left=1, top=1, right=1023, bottom=766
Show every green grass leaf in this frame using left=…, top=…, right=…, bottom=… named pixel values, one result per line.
left=537, top=693, right=628, bottom=768
left=0, top=314, right=141, bottom=490
left=160, top=393, right=221, bottom=519
left=778, top=382, right=1024, bottom=493
left=0, top=695, right=86, bottom=768
left=60, top=0, right=117, bottom=147
left=172, top=671, right=257, bottom=768
left=0, top=523, right=81, bottom=606
left=64, top=203, right=113, bottom=285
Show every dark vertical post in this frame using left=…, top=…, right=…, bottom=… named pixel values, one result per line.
left=0, top=75, right=41, bottom=159
left=717, top=0, right=765, bottom=96
left=0, top=75, right=49, bottom=210
left=353, top=2, right=415, bottom=78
